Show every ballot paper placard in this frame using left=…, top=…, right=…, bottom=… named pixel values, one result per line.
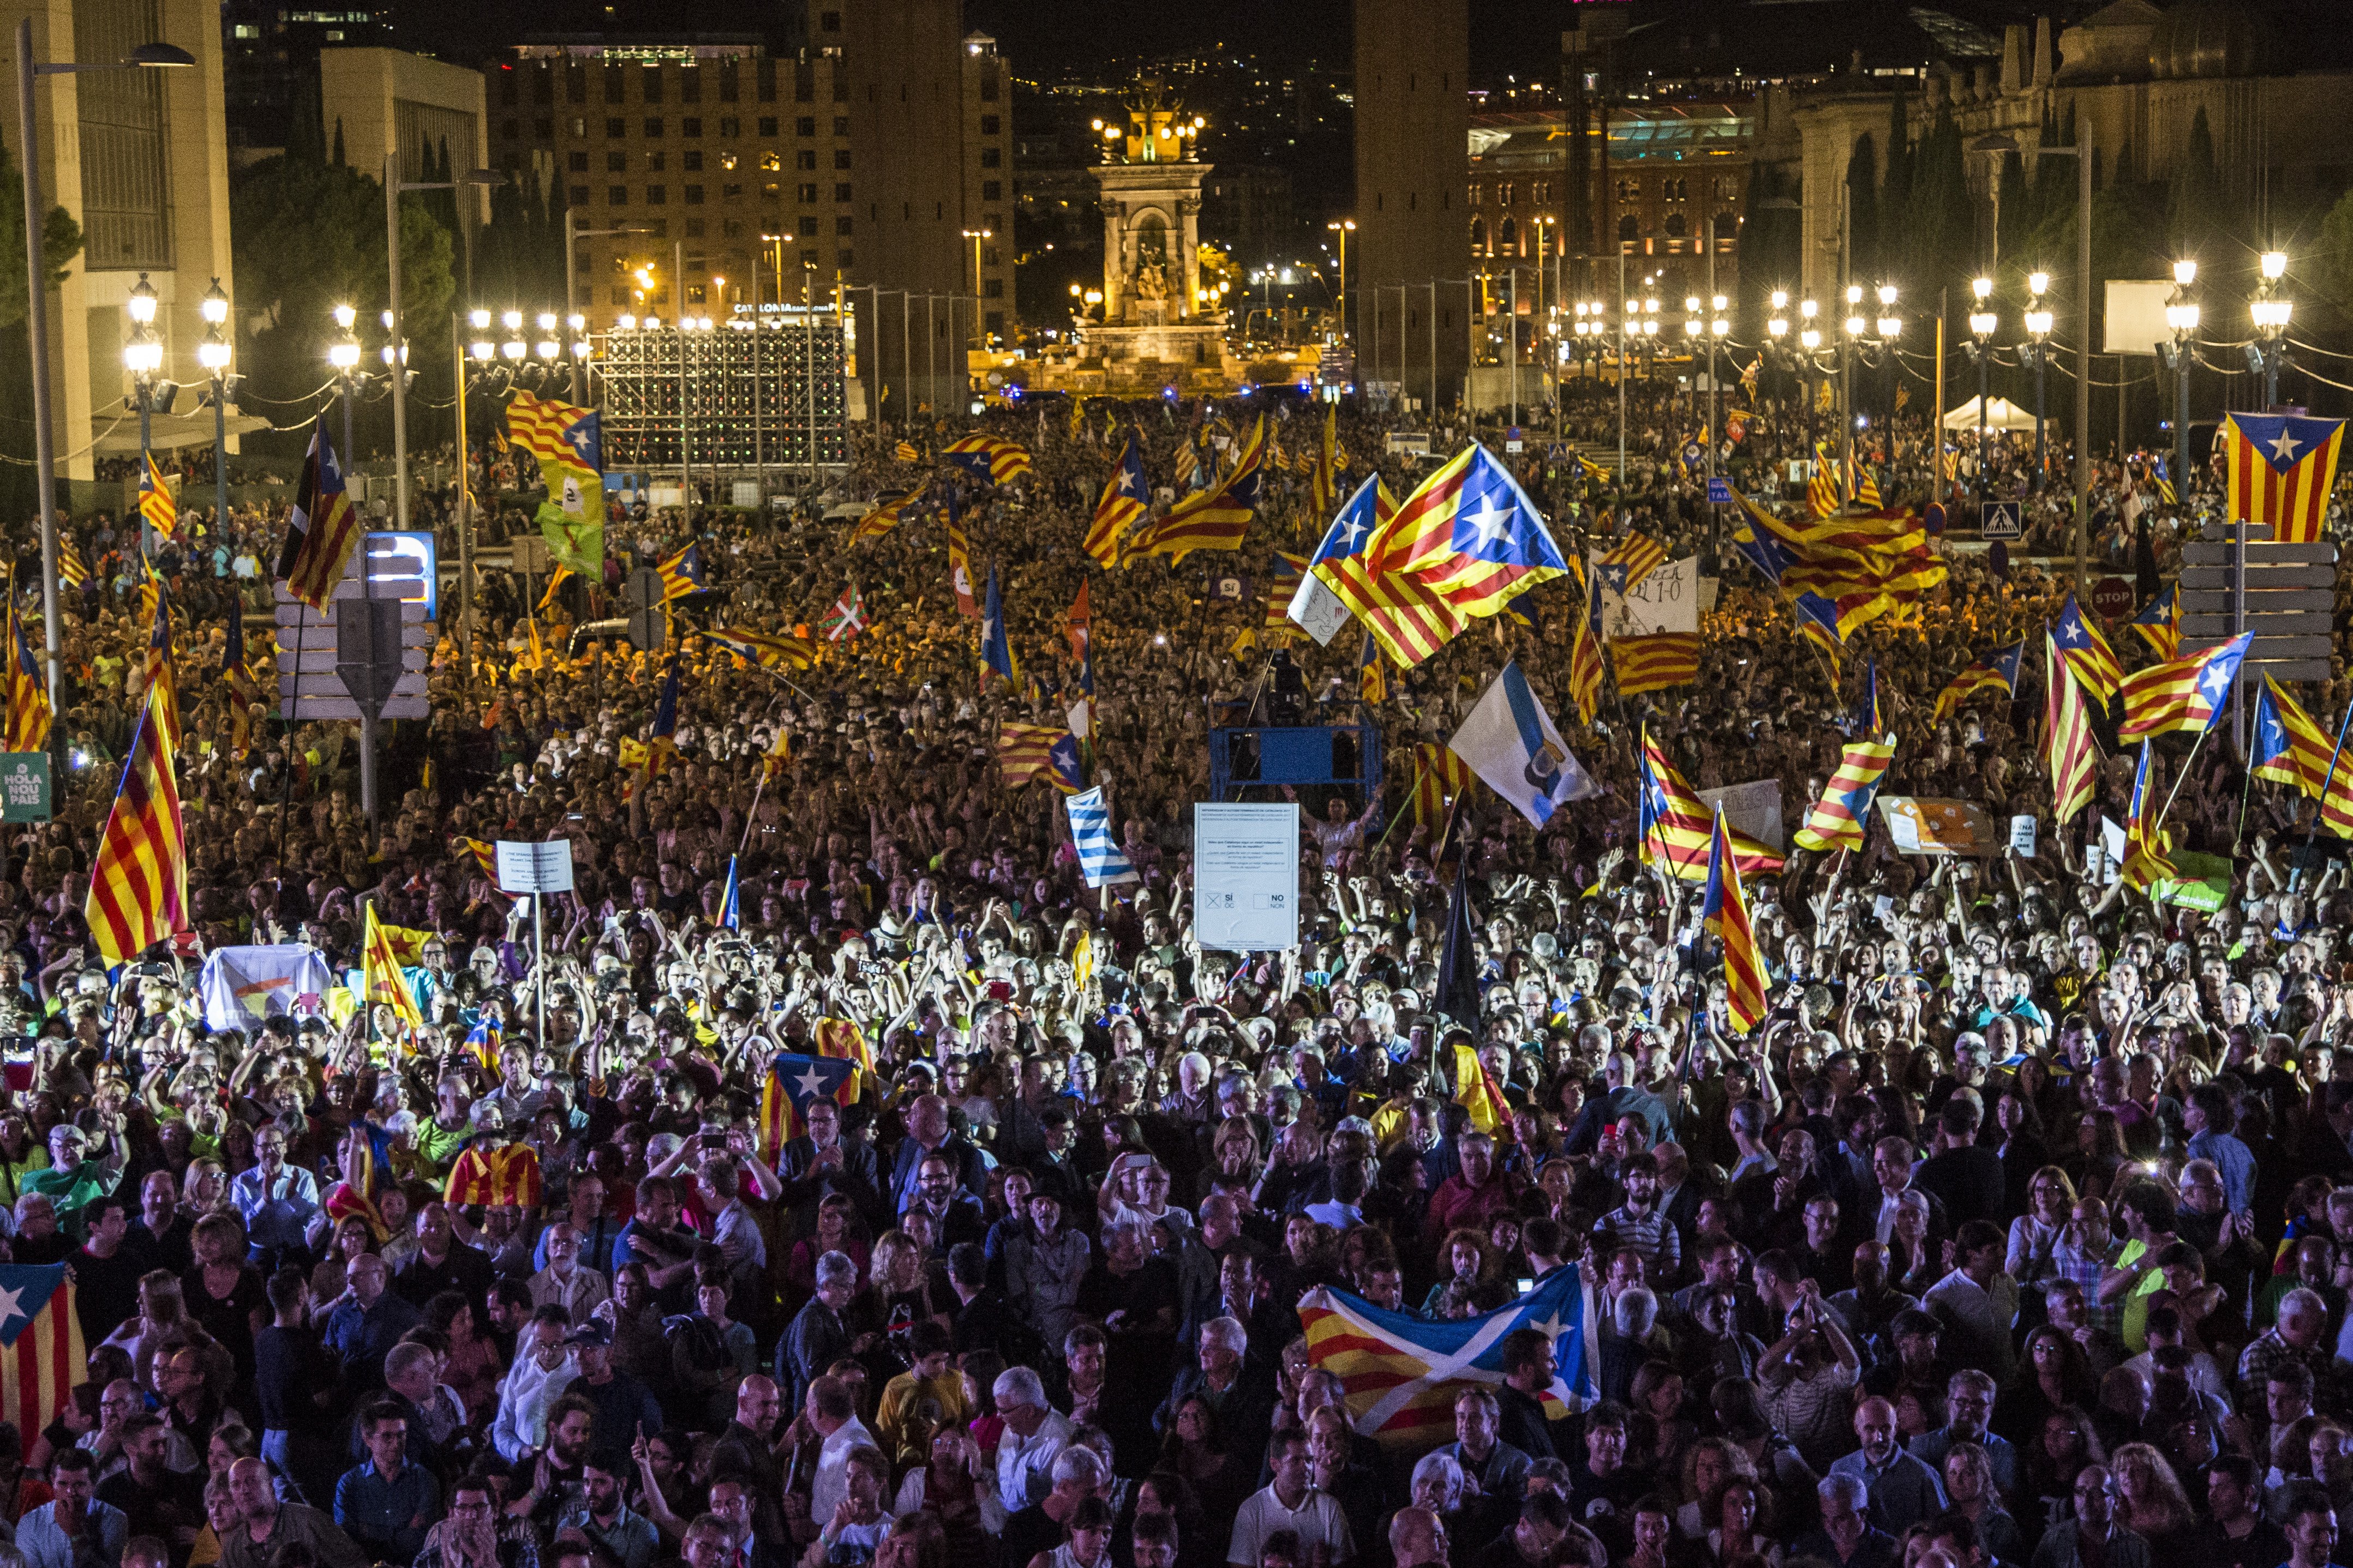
left=496, top=839, right=576, bottom=894
left=1194, top=803, right=1300, bottom=952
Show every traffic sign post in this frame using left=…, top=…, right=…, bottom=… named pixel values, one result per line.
left=1706, top=476, right=1734, bottom=506
left=2178, top=523, right=2339, bottom=748
left=626, top=567, right=667, bottom=652
left=1979, top=501, right=2023, bottom=540
left=2089, top=578, right=2135, bottom=619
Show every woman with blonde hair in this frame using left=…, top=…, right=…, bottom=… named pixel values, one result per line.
left=2108, top=1441, right=2196, bottom=1554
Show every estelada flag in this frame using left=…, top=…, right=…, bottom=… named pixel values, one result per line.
left=1297, top=1266, right=1596, bottom=1449
left=444, top=1140, right=541, bottom=1207
left=759, top=1052, right=859, bottom=1158
left=0, top=1265, right=85, bottom=1440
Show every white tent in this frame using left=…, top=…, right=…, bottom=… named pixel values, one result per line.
left=1942, top=395, right=2038, bottom=432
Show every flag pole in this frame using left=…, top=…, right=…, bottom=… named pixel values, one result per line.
left=2152, top=720, right=2216, bottom=843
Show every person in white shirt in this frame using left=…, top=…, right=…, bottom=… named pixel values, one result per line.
left=1228, top=1428, right=1355, bottom=1568
left=804, top=1373, right=879, bottom=1530
left=1921, top=1220, right=2021, bottom=1386
left=993, top=1367, right=1073, bottom=1512
left=491, top=1306, right=578, bottom=1463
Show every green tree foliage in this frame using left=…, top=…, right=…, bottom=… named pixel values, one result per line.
left=1894, top=107, right=1972, bottom=315
left=229, top=151, right=457, bottom=455
left=2314, top=189, right=2353, bottom=317
left=472, top=172, right=567, bottom=310
left=0, top=134, right=81, bottom=333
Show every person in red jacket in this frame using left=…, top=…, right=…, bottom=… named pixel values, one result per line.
left=1425, top=1131, right=1522, bottom=1261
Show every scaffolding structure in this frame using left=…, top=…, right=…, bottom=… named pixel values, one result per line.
left=598, top=309, right=850, bottom=476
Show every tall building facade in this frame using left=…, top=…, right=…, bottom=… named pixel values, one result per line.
left=842, top=0, right=977, bottom=418
left=14, top=0, right=237, bottom=491
left=483, top=15, right=1010, bottom=418
left=1352, top=0, right=1468, bottom=410
left=223, top=0, right=391, bottom=155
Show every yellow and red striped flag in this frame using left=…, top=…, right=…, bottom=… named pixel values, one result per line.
left=1297, top=1266, right=1593, bottom=1451
left=998, top=724, right=1083, bottom=793
left=1595, top=532, right=1666, bottom=594
left=1410, top=743, right=1474, bottom=833
left=1567, top=569, right=1606, bottom=725
left=2050, top=596, right=2122, bottom=710
left=2118, top=631, right=2253, bottom=744
left=1130, top=417, right=1265, bottom=562
left=851, top=486, right=925, bottom=544
left=506, top=391, right=601, bottom=472
left=1610, top=632, right=1699, bottom=695
left=444, top=1142, right=542, bottom=1207
left=1807, top=452, right=1841, bottom=518
left=275, top=415, right=362, bottom=612
left=1638, top=725, right=1781, bottom=882
left=83, top=684, right=187, bottom=964
left=2120, top=740, right=2177, bottom=892
left=1310, top=401, right=1338, bottom=522
left=1702, top=812, right=1770, bottom=1033
left=2129, top=583, right=2181, bottom=661
left=2253, top=677, right=2353, bottom=838
left=142, top=584, right=178, bottom=753
left=362, top=904, right=424, bottom=1030
left=1791, top=735, right=1895, bottom=853
left=2, top=594, right=49, bottom=755
left=2223, top=414, right=2346, bottom=545
left=56, top=540, right=85, bottom=591
left=1931, top=641, right=2024, bottom=725
left=1086, top=436, right=1149, bottom=566
left=2045, top=634, right=2101, bottom=826
left=137, top=454, right=177, bottom=540
left=944, top=497, right=977, bottom=617
left=0, top=1265, right=86, bottom=1443
left=1264, top=554, right=1308, bottom=629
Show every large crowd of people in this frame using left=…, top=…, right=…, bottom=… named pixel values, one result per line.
left=0, top=368, right=2348, bottom=1568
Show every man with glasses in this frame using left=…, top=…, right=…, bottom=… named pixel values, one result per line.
left=1908, top=1371, right=2017, bottom=1495
left=991, top=1365, right=1071, bottom=1511
left=777, top=1098, right=883, bottom=1232
left=2029, top=1465, right=2149, bottom=1568
left=322, top=1254, right=421, bottom=1393
left=24, top=1122, right=125, bottom=1240
left=229, top=1128, right=324, bottom=1270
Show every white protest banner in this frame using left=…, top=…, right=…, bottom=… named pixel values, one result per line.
left=1193, top=803, right=1300, bottom=951
left=1590, top=554, right=1699, bottom=639
left=495, top=839, right=576, bottom=894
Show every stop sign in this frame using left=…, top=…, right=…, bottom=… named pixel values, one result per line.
left=2091, top=576, right=2136, bottom=619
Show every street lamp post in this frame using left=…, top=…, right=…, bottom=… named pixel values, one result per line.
left=961, top=229, right=993, bottom=349
left=197, top=279, right=231, bottom=538
left=1326, top=220, right=1354, bottom=340
left=1973, top=130, right=2091, bottom=587
left=122, top=272, right=161, bottom=473
left=2252, top=249, right=2291, bottom=410
left=1968, top=276, right=1997, bottom=518
left=384, top=157, right=496, bottom=531
left=17, top=20, right=192, bottom=719
left=1872, top=284, right=1900, bottom=465
left=1707, top=293, right=1729, bottom=485
left=2163, top=259, right=2199, bottom=503
left=329, top=301, right=363, bottom=469
left=1798, top=297, right=1822, bottom=462
left=2023, top=271, right=2053, bottom=492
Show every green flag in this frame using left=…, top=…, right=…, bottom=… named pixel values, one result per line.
left=536, top=462, right=605, bottom=576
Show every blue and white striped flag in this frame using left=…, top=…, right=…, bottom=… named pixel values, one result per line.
left=1065, top=786, right=1139, bottom=888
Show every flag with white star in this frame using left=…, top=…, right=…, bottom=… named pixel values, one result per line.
left=0, top=1265, right=82, bottom=1440
left=2224, top=413, right=2346, bottom=544
left=1364, top=443, right=1569, bottom=628
left=2118, top=629, right=2254, bottom=744
left=1297, top=1263, right=1597, bottom=1449
left=758, top=1053, right=860, bottom=1157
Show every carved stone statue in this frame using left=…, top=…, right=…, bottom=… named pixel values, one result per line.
left=1135, top=261, right=1167, bottom=301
